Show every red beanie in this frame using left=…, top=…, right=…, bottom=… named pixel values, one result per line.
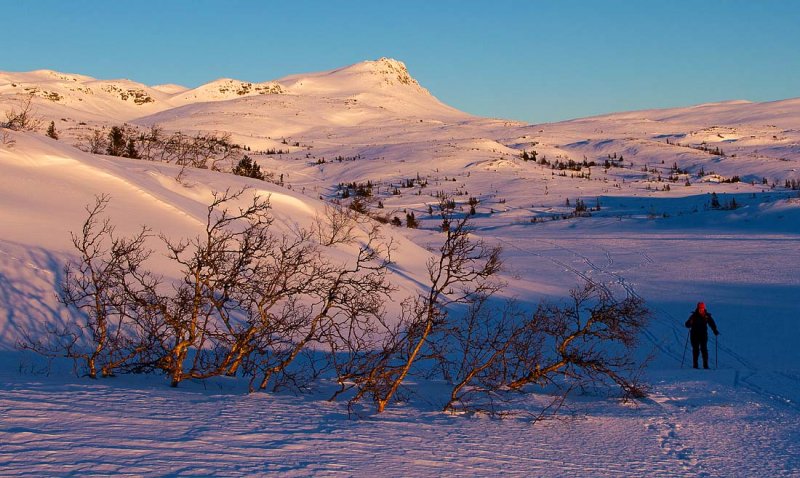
left=697, top=302, right=706, bottom=312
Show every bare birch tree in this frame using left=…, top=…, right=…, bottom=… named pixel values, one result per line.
left=342, top=201, right=502, bottom=412
left=35, top=188, right=394, bottom=389
left=2, top=93, right=42, bottom=132
left=20, top=195, right=153, bottom=378
left=436, top=282, right=649, bottom=415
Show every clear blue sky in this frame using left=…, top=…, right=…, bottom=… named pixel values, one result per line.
left=3, top=0, right=799, bottom=123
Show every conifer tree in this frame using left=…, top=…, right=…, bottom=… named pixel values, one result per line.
left=406, top=211, right=418, bottom=228
left=710, top=192, right=721, bottom=209
left=232, top=155, right=265, bottom=180
left=124, top=138, right=139, bottom=159
left=46, top=121, right=58, bottom=140
left=106, top=126, right=125, bottom=156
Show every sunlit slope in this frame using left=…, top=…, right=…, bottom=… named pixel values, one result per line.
left=0, top=131, right=435, bottom=349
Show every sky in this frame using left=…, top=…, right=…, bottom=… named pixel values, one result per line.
left=2, top=0, right=799, bottom=123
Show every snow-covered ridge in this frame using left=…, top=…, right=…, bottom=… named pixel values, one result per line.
left=278, top=57, right=425, bottom=93
left=0, top=58, right=458, bottom=123
left=171, top=78, right=285, bottom=105
left=150, top=83, right=189, bottom=94
left=566, top=97, right=800, bottom=129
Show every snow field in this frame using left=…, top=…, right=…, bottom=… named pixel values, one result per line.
left=1, top=367, right=798, bottom=477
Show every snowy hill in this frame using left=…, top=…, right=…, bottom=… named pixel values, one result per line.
left=0, top=57, right=465, bottom=125
left=1, top=59, right=799, bottom=476
left=275, top=57, right=465, bottom=118
left=0, top=69, right=170, bottom=122
left=170, top=78, right=285, bottom=105
left=0, top=130, right=434, bottom=347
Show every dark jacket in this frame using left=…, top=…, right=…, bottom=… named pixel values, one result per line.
left=685, top=311, right=718, bottom=340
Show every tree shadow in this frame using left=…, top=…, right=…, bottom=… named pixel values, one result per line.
left=0, top=242, right=70, bottom=350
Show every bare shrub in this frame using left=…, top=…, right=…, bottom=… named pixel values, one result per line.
left=314, top=203, right=363, bottom=246
left=77, top=123, right=243, bottom=171
left=2, top=93, right=42, bottom=132
left=28, top=188, right=394, bottom=390
left=438, top=283, right=649, bottom=415
left=246, top=219, right=394, bottom=392
left=506, top=284, right=649, bottom=398
left=20, top=195, right=154, bottom=378
left=341, top=200, right=503, bottom=412
left=332, top=197, right=649, bottom=416
left=26, top=191, right=649, bottom=417
left=81, top=129, right=108, bottom=154
left=1, top=129, right=14, bottom=148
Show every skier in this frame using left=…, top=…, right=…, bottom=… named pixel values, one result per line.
left=685, top=302, right=719, bottom=369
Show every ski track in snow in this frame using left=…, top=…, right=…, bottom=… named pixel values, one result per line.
left=495, top=230, right=800, bottom=421
left=573, top=239, right=800, bottom=417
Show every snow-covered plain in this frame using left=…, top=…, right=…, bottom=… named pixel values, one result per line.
left=1, top=59, right=799, bottom=476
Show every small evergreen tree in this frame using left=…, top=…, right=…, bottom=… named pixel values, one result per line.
left=710, top=192, right=721, bottom=209
left=106, top=126, right=126, bottom=156
left=467, top=197, right=479, bottom=216
left=124, top=138, right=139, bottom=159
left=406, top=211, right=418, bottom=228
left=348, top=197, right=369, bottom=214
left=46, top=121, right=58, bottom=140
left=232, top=155, right=265, bottom=180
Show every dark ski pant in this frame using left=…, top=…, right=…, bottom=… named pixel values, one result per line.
left=691, top=336, right=709, bottom=369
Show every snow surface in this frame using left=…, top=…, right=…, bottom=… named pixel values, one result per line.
left=2, top=368, right=798, bottom=477
left=1, top=59, right=800, bottom=476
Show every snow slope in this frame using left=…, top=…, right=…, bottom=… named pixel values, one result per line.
left=0, top=130, right=432, bottom=349
left=1, top=59, right=800, bottom=476
left=0, top=58, right=466, bottom=125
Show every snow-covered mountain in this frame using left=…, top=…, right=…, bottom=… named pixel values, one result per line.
left=1, top=59, right=799, bottom=476
left=0, top=58, right=465, bottom=123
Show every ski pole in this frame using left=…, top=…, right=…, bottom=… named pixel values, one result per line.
left=681, top=331, right=689, bottom=368
left=715, top=335, right=719, bottom=370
